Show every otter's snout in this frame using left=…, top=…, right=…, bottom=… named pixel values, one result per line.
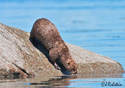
left=74, top=71, right=77, bottom=74
left=72, top=70, right=77, bottom=74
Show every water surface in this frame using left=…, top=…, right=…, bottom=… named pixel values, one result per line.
left=0, top=0, right=125, bottom=87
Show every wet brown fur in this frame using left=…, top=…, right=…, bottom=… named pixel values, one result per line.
left=30, top=18, right=77, bottom=74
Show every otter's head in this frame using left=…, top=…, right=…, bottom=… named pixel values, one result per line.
left=61, top=54, right=77, bottom=74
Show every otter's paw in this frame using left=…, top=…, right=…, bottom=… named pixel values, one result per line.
left=54, top=63, right=60, bottom=70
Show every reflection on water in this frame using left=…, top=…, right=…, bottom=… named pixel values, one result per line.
left=0, top=74, right=125, bottom=88
left=0, top=0, right=125, bottom=88
left=24, top=75, right=76, bottom=87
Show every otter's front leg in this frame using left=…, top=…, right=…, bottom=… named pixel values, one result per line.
left=49, top=48, right=60, bottom=70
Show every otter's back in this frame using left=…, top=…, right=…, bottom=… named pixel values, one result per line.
left=31, top=18, right=62, bottom=50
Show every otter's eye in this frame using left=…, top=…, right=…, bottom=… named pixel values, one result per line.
left=67, top=63, right=70, bottom=65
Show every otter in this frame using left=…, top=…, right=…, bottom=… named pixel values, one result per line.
left=30, top=18, right=77, bottom=74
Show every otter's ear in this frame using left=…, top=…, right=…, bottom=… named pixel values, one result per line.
left=66, top=59, right=71, bottom=64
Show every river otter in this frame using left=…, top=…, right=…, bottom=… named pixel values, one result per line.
left=30, top=18, right=77, bottom=74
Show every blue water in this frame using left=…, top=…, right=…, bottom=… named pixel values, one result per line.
left=0, top=0, right=125, bottom=87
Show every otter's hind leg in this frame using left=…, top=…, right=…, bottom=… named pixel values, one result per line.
left=30, top=37, right=35, bottom=44
left=49, top=48, right=60, bottom=70
left=30, top=32, right=39, bottom=46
